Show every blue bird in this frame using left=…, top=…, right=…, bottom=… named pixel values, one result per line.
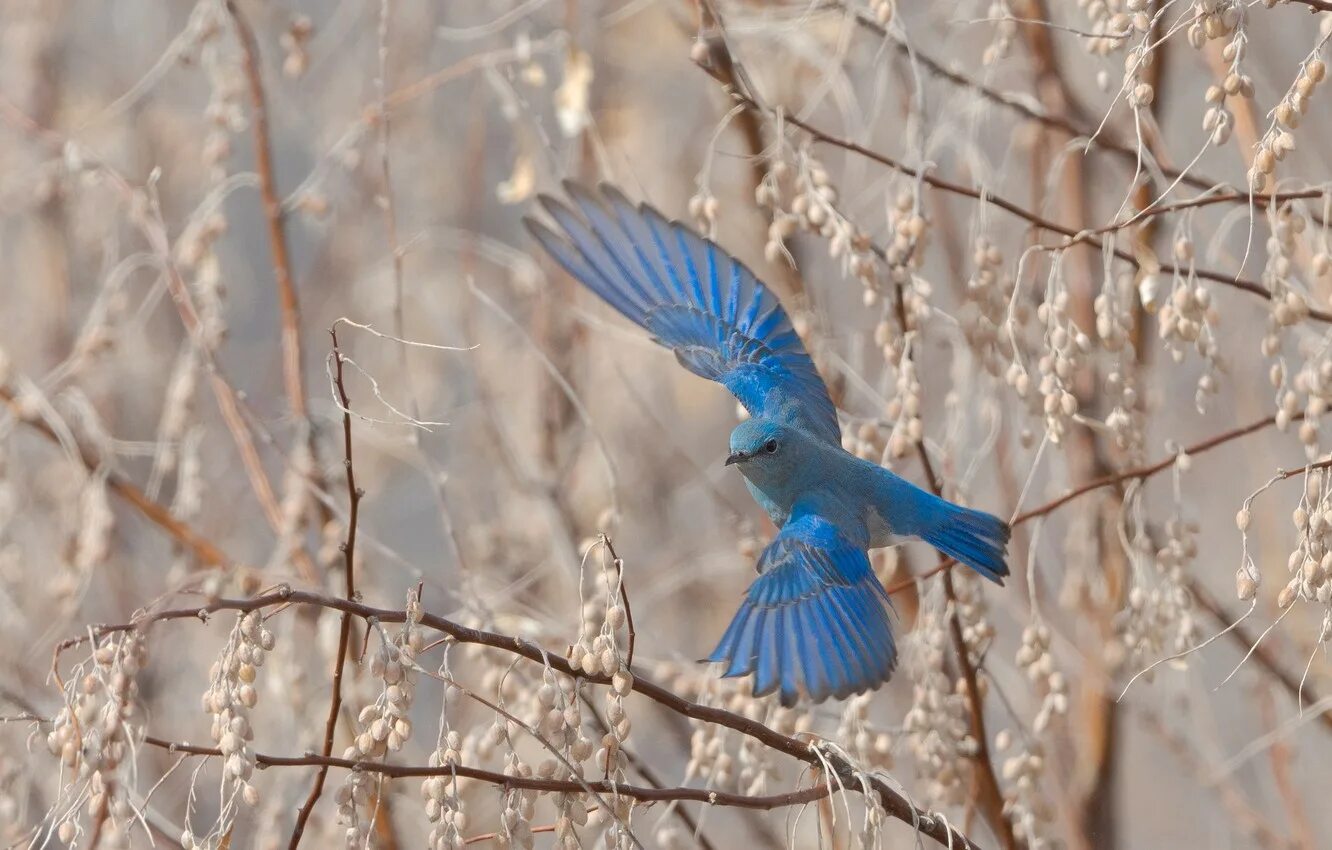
left=526, top=183, right=1010, bottom=707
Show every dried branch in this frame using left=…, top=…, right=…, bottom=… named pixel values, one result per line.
left=1, top=384, right=230, bottom=570
left=0, top=93, right=320, bottom=582
left=287, top=328, right=363, bottom=848
left=770, top=103, right=1330, bottom=323
left=842, top=0, right=1326, bottom=216
left=142, top=735, right=831, bottom=810
left=61, top=587, right=983, bottom=849
left=914, top=420, right=1015, bottom=850
left=225, top=0, right=308, bottom=422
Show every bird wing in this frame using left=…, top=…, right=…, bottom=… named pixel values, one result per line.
left=525, top=183, right=840, bottom=445
left=705, top=510, right=896, bottom=706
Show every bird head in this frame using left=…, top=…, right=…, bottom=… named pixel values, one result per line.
left=726, top=419, right=802, bottom=489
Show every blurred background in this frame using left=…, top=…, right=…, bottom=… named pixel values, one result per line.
left=3, top=1, right=1332, bottom=848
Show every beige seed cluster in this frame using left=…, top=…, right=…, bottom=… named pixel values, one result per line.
left=1186, top=0, right=1240, bottom=49
left=1112, top=518, right=1202, bottom=680
left=1251, top=58, right=1326, bottom=192
left=836, top=691, right=895, bottom=771
left=337, top=595, right=423, bottom=845
left=963, top=236, right=1018, bottom=378
left=1015, top=622, right=1067, bottom=735
left=995, top=728, right=1054, bottom=849
left=422, top=729, right=468, bottom=849
left=201, top=612, right=274, bottom=811
left=47, top=634, right=146, bottom=848
left=1276, top=471, right=1332, bottom=613
left=904, top=591, right=981, bottom=808
left=1032, top=288, right=1090, bottom=445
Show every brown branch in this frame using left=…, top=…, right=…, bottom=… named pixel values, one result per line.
left=889, top=412, right=1304, bottom=593
left=225, top=0, right=307, bottom=421
left=909, top=371, right=1014, bottom=850
left=691, top=38, right=1331, bottom=323
left=62, top=588, right=983, bottom=850
left=287, top=329, right=363, bottom=848
left=1133, top=706, right=1293, bottom=850
left=1288, top=0, right=1332, bottom=13
left=842, top=0, right=1328, bottom=214
left=143, top=735, right=830, bottom=810
left=774, top=104, right=1332, bottom=322
left=1014, top=413, right=1299, bottom=526
left=0, top=94, right=320, bottom=582
left=1, top=385, right=231, bottom=569
left=1258, top=691, right=1317, bottom=850
left=601, top=534, right=637, bottom=668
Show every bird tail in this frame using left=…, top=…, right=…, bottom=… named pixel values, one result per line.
left=919, top=500, right=1011, bottom=584
left=705, top=538, right=897, bottom=707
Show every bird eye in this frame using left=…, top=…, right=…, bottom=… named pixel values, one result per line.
left=763, top=438, right=779, bottom=454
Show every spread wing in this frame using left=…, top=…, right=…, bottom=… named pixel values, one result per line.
left=525, top=183, right=840, bottom=445
left=706, top=511, right=897, bottom=706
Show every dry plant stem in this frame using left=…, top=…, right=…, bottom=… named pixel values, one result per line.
left=287, top=330, right=362, bottom=849
left=601, top=535, right=637, bottom=668
left=889, top=412, right=1306, bottom=593
left=1189, top=578, right=1332, bottom=736
left=694, top=66, right=1332, bottom=324
left=787, top=106, right=1331, bottom=322
left=1290, top=1, right=1332, bottom=16
left=1019, top=5, right=1129, bottom=845
left=0, top=95, right=320, bottom=581
left=225, top=0, right=308, bottom=421
left=66, top=588, right=983, bottom=850
left=580, top=693, right=720, bottom=850
left=1133, top=707, right=1290, bottom=850
left=142, top=735, right=830, bottom=810
left=0, top=385, right=230, bottom=569
left=226, top=0, right=329, bottom=580
left=845, top=0, right=1329, bottom=222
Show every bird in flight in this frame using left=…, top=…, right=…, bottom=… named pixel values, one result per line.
left=526, top=183, right=1009, bottom=707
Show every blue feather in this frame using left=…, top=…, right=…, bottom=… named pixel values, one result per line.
left=707, top=512, right=897, bottom=706
left=524, top=185, right=841, bottom=445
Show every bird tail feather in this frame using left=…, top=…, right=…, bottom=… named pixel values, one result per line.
left=920, top=501, right=1011, bottom=584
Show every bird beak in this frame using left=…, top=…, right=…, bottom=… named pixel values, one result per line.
left=725, top=450, right=748, bottom=467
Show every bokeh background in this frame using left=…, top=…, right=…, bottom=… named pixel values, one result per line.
left=3, top=1, right=1332, bottom=848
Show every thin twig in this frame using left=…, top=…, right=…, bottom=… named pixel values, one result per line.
left=287, top=329, right=363, bottom=848
left=601, top=534, right=637, bottom=669
left=1, top=385, right=230, bottom=569
left=1190, top=579, right=1332, bottom=736
left=143, top=735, right=830, bottom=809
